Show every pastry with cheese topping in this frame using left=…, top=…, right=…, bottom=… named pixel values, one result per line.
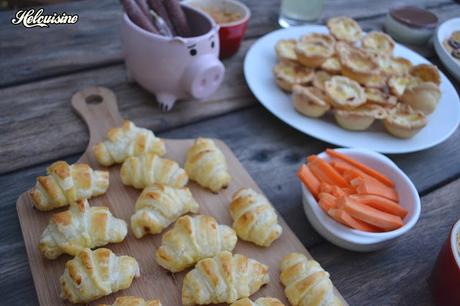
left=275, top=39, right=298, bottom=62
left=292, top=85, right=331, bottom=118
left=409, top=63, right=441, bottom=85
left=334, top=104, right=387, bottom=131
left=387, top=75, right=415, bottom=97
left=400, top=81, right=441, bottom=115
left=324, top=76, right=367, bottom=109
left=373, top=55, right=412, bottom=76
left=321, top=56, right=341, bottom=74
left=273, top=60, right=314, bottom=92
left=362, top=31, right=395, bottom=54
left=364, top=88, right=397, bottom=107
left=295, top=34, right=335, bottom=68
left=313, top=70, right=332, bottom=91
left=336, top=42, right=380, bottom=85
left=327, top=16, right=362, bottom=43
left=384, top=104, right=427, bottom=138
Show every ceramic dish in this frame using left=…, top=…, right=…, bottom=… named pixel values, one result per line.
left=301, top=148, right=421, bottom=251
left=434, top=17, right=460, bottom=82
left=244, top=25, right=460, bottom=153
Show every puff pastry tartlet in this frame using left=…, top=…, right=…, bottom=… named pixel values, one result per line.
left=400, top=81, right=441, bottom=115
left=60, top=248, right=140, bottom=304
left=231, top=297, right=285, bottom=306
left=93, top=120, right=166, bottom=166
left=30, top=161, right=109, bottom=211
left=321, top=56, right=342, bottom=74
left=185, top=138, right=231, bottom=193
left=292, top=85, right=331, bottom=118
left=99, top=296, right=162, bottom=306
left=280, top=253, right=342, bottom=306
left=295, top=34, right=335, bottom=68
left=409, top=63, right=441, bottom=85
left=364, top=88, right=398, bottom=107
left=273, top=60, right=314, bottom=92
left=362, top=31, right=395, bottom=54
left=312, top=70, right=332, bottom=91
left=336, top=42, right=379, bottom=85
left=388, top=75, right=414, bottom=97
left=230, top=188, right=283, bottom=247
left=373, top=55, right=412, bottom=76
left=327, top=16, right=362, bottom=43
left=182, top=251, right=270, bottom=305
left=334, top=104, right=386, bottom=131
left=384, top=104, right=427, bottom=138
left=130, top=184, right=199, bottom=238
left=155, top=215, right=237, bottom=272
left=324, top=76, right=366, bottom=109
left=275, top=39, right=298, bottom=62
left=39, top=199, right=127, bottom=259
left=120, top=152, right=188, bottom=189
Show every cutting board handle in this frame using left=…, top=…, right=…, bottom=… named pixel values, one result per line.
left=72, top=87, right=125, bottom=157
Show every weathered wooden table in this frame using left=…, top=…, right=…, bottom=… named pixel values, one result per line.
left=1, top=0, right=459, bottom=305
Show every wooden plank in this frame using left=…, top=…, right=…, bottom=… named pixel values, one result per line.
left=308, top=176, right=460, bottom=306
left=16, top=87, right=347, bottom=305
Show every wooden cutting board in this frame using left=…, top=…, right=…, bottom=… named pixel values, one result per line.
left=16, top=87, right=348, bottom=306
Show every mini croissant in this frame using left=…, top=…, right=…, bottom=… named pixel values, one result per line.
left=231, top=297, right=285, bottom=306
left=230, top=188, right=283, bottom=247
left=280, top=253, right=342, bottom=306
left=131, top=184, right=199, bottom=238
left=39, top=199, right=127, bottom=259
left=182, top=251, right=270, bottom=305
left=99, top=296, right=162, bottom=306
left=93, top=120, right=166, bottom=166
left=60, top=248, right=140, bottom=304
left=30, top=161, right=109, bottom=211
left=156, top=215, right=237, bottom=272
left=185, top=138, right=231, bottom=192
left=120, top=152, right=188, bottom=189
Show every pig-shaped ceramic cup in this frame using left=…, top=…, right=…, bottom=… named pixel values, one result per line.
left=120, top=5, right=225, bottom=111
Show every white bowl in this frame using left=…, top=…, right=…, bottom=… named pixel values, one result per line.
left=434, top=17, right=460, bottom=82
left=301, top=148, right=421, bottom=252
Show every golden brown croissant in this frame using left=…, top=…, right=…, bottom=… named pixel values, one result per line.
left=229, top=188, right=283, bottom=247
left=60, top=248, right=140, bottom=304
left=231, top=297, right=285, bottom=306
left=131, top=184, right=199, bottom=238
left=39, top=199, right=127, bottom=259
left=155, top=215, right=237, bottom=272
left=93, top=120, right=166, bottom=166
left=30, top=161, right=109, bottom=211
left=120, top=152, right=188, bottom=189
left=280, top=253, right=342, bottom=306
left=184, top=138, right=231, bottom=192
left=182, top=251, right=270, bottom=305
left=99, top=296, right=162, bottom=306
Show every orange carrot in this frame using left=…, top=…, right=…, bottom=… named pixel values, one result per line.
left=350, top=194, right=408, bottom=218
left=342, top=197, right=404, bottom=231
left=297, top=164, right=320, bottom=197
left=328, top=208, right=381, bottom=232
left=308, top=156, right=349, bottom=188
left=320, top=183, right=334, bottom=194
left=351, top=177, right=399, bottom=202
left=326, top=149, right=395, bottom=187
left=331, top=159, right=354, bottom=174
left=307, top=155, right=317, bottom=163
left=318, top=192, right=337, bottom=211
left=331, top=185, right=348, bottom=198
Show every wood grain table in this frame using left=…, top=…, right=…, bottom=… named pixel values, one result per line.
left=1, top=0, right=459, bottom=305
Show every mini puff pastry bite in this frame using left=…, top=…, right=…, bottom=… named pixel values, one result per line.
left=185, top=138, right=231, bottom=193
left=130, top=184, right=199, bottom=238
left=93, top=120, right=166, bottom=166
left=384, top=104, right=428, bottom=138
left=387, top=75, right=414, bottom=97
left=373, top=54, right=412, bottom=76
left=60, top=248, right=140, bottom=304
left=361, top=31, right=395, bottom=54
left=336, top=42, right=380, bottom=85
left=182, top=251, right=270, bottom=305
left=327, top=16, right=362, bottom=43
left=400, top=81, right=441, bottom=115
left=295, top=33, right=335, bottom=68
left=313, top=70, right=332, bottom=91
left=30, top=161, right=109, bottom=211
left=99, top=296, right=162, bottom=306
left=280, top=253, right=342, bottom=306
left=231, top=297, right=285, bottom=306
left=292, top=85, right=331, bottom=118
left=324, top=76, right=367, bottom=109
left=275, top=39, right=297, bottom=62
left=409, top=63, right=441, bottom=85
left=364, top=88, right=398, bottom=107
left=121, top=152, right=188, bottom=189
left=334, top=104, right=387, bottom=131
left=229, top=188, right=283, bottom=247
left=320, top=56, right=342, bottom=74
left=39, top=199, right=127, bottom=259
left=273, top=60, right=314, bottom=92
left=155, top=215, right=237, bottom=272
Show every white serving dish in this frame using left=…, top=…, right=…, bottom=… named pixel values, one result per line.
left=244, top=25, right=460, bottom=154
left=434, top=17, right=460, bottom=82
left=301, top=148, right=421, bottom=252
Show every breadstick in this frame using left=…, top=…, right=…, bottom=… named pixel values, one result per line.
left=163, top=0, right=191, bottom=37
left=121, top=0, right=158, bottom=33
left=148, top=0, right=175, bottom=36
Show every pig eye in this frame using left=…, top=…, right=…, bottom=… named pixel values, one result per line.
left=211, top=41, right=215, bottom=48
left=190, top=48, right=197, bottom=56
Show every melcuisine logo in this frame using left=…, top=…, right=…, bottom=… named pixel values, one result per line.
left=11, top=8, right=78, bottom=28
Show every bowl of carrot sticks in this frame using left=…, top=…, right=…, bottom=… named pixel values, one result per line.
left=297, top=148, right=421, bottom=251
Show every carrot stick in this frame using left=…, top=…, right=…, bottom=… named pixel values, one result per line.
left=342, top=197, right=404, bottom=231
left=307, top=155, right=317, bottom=163
left=326, top=149, right=395, bottom=187
left=308, top=156, right=349, bottom=188
left=297, top=164, right=320, bottom=197
left=320, top=183, right=334, bottom=194
left=351, top=177, right=399, bottom=202
left=318, top=192, right=337, bottom=211
left=331, top=159, right=354, bottom=174
left=331, top=185, right=348, bottom=198
left=350, top=194, right=408, bottom=218
left=327, top=208, right=380, bottom=232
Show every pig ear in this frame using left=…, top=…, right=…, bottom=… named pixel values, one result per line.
left=170, top=37, right=187, bottom=45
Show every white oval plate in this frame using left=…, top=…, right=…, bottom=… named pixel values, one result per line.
left=244, top=25, right=460, bottom=154
left=434, top=17, right=460, bottom=82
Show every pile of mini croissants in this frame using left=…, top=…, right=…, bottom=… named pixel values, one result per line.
left=30, top=120, right=342, bottom=306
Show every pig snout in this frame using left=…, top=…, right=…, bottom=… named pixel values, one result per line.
left=182, top=55, right=225, bottom=100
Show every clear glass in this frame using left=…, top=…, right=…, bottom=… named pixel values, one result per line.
left=279, top=0, right=325, bottom=27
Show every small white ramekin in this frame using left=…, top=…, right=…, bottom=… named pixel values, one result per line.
left=302, top=148, right=421, bottom=252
